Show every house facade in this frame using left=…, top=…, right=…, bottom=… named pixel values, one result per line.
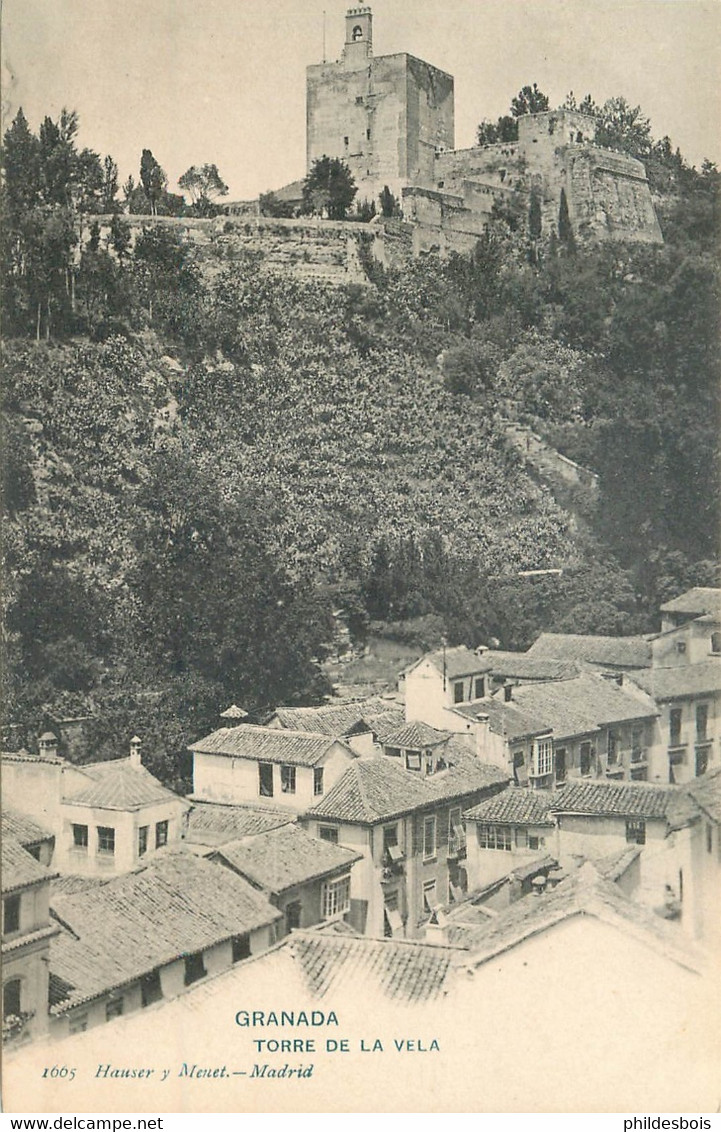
left=2, top=738, right=190, bottom=877
left=210, top=823, right=362, bottom=937
left=2, top=834, right=59, bottom=1047
left=627, top=663, right=721, bottom=784
left=189, top=725, right=357, bottom=812
left=464, top=780, right=681, bottom=908
left=48, top=854, right=281, bottom=1039
left=303, top=749, right=507, bottom=938
left=404, top=645, right=493, bottom=731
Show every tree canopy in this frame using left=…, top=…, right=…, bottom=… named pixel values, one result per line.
left=302, top=156, right=357, bottom=220
left=178, top=163, right=229, bottom=216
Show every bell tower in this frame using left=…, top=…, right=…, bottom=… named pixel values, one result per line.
left=342, top=6, right=373, bottom=68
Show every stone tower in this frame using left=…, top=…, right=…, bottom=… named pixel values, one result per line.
left=306, top=6, right=454, bottom=207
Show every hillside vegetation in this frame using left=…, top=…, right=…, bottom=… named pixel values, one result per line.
left=1, top=103, right=719, bottom=783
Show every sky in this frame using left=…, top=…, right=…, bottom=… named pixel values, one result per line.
left=3, top=0, right=720, bottom=201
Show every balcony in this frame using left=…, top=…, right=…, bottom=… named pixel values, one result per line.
left=381, top=845, right=405, bottom=881
left=668, top=744, right=687, bottom=766
left=447, top=831, right=467, bottom=861
left=630, top=747, right=647, bottom=766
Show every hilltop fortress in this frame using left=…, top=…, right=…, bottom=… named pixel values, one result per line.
left=305, top=6, right=663, bottom=249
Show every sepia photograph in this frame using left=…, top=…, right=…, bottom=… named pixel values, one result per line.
left=1, top=0, right=720, bottom=1114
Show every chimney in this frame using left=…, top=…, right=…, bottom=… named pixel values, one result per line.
left=475, top=644, right=488, bottom=657
left=129, top=735, right=142, bottom=768
left=473, top=712, right=489, bottom=760
left=38, top=731, right=58, bottom=759
left=504, top=684, right=513, bottom=703
left=220, top=704, right=249, bottom=727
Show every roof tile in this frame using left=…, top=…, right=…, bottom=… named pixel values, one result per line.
left=189, top=725, right=351, bottom=767
left=214, top=825, right=362, bottom=893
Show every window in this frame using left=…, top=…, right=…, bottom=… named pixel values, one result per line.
left=696, top=704, right=709, bottom=742
left=696, top=746, right=709, bottom=777
left=669, top=707, right=683, bottom=746
left=155, top=820, right=168, bottom=849
left=711, top=631, right=721, bottom=654
left=319, top=825, right=339, bottom=844
left=405, top=751, right=421, bottom=772
left=232, top=933, right=251, bottom=963
left=140, top=970, right=163, bottom=1007
left=453, top=681, right=464, bottom=704
left=383, top=824, right=399, bottom=853
left=3, top=895, right=20, bottom=935
left=322, top=875, right=351, bottom=919
left=72, top=824, right=88, bottom=850
left=580, top=742, right=593, bottom=776
left=448, top=807, right=464, bottom=853
left=313, top=767, right=324, bottom=795
left=528, top=835, right=545, bottom=850
left=607, top=731, right=618, bottom=765
left=474, top=678, right=485, bottom=700
left=280, top=765, right=296, bottom=794
left=138, top=826, right=148, bottom=857
left=97, top=826, right=115, bottom=854
left=555, top=748, right=567, bottom=783
left=626, top=819, right=646, bottom=845
left=285, top=900, right=302, bottom=932
left=258, top=762, right=274, bottom=797
left=630, top=767, right=648, bottom=781
left=105, top=997, right=124, bottom=1021
left=184, top=951, right=207, bottom=986
left=366, top=127, right=371, bottom=140
left=631, top=728, right=644, bottom=761
left=706, top=823, right=713, bottom=854
left=352, top=24, right=363, bottom=41
left=3, top=978, right=21, bottom=1020
left=423, top=879, right=437, bottom=915
left=344, top=135, right=349, bottom=146
left=385, top=746, right=401, bottom=758
left=531, top=739, right=553, bottom=777
left=477, top=824, right=512, bottom=850
left=675, top=640, right=687, bottom=654
left=68, top=1014, right=88, bottom=1035
left=423, top=816, right=436, bottom=860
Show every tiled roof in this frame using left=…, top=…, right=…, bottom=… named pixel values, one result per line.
left=456, top=863, right=703, bottom=972
left=270, top=696, right=402, bottom=738
left=549, top=779, right=678, bottom=820
left=464, top=787, right=556, bottom=826
left=452, top=697, right=549, bottom=740
left=2, top=839, right=55, bottom=894
left=1, top=809, right=54, bottom=847
left=51, top=875, right=109, bottom=898
left=308, top=750, right=506, bottom=824
left=49, top=853, right=281, bottom=1012
left=411, top=645, right=493, bottom=680
left=485, top=651, right=580, bottom=681
left=466, top=779, right=678, bottom=824
left=660, top=588, right=721, bottom=616
left=1, top=747, right=63, bottom=765
left=287, top=931, right=458, bottom=1002
left=382, top=720, right=450, bottom=749
left=527, top=633, right=652, bottom=668
left=63, top=758, right=190, bottom=812
left=189, top=725, right=352, bottom=767
left=308, top=757, right=432, bottom=822
left=185, top=800, right=295, bottom=846
left=684, top=768, right=721, bottom=824
left=500, top=674, right=657, bottom=740
left=629, top=662, right=721, bottom=702
left=365, top=709, right=407, bottom=741
left=214, top=825, right=362, bottom=893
